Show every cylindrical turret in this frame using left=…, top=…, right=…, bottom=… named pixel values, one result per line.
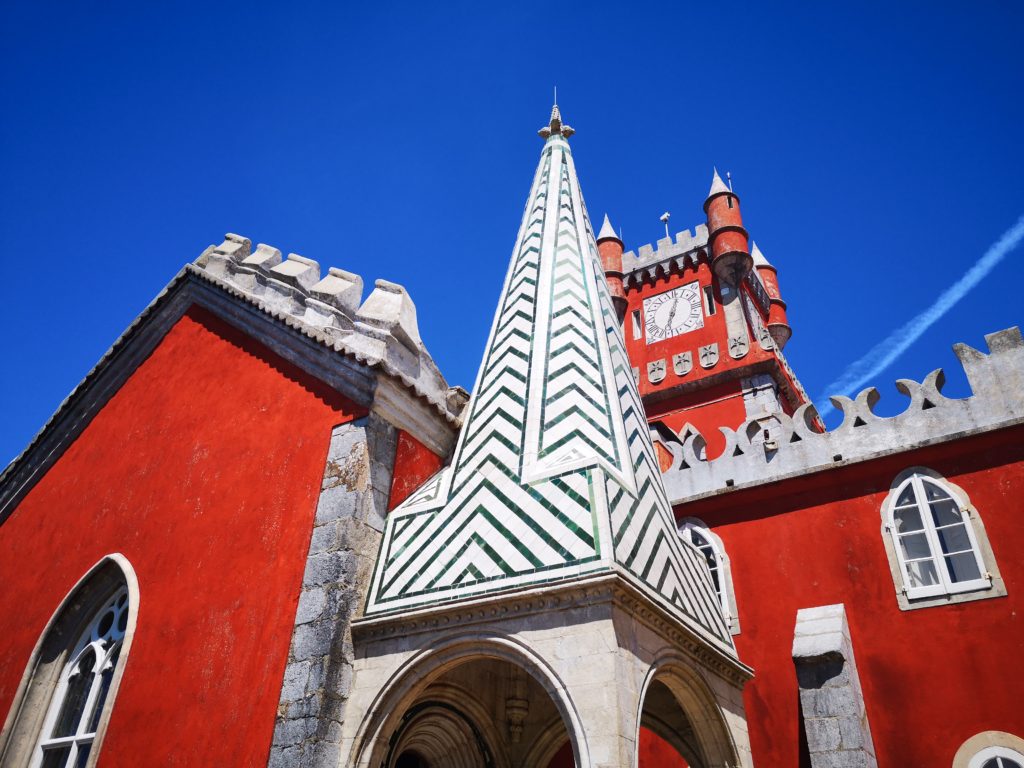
left=703, top=169, right=752, bottom=286
left=751, top=242, right=791, bottom=349
left=596, top=214, right=628, bottom=322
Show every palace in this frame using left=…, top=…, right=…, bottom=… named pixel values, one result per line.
left=1, top=107, right=1022, bottom=768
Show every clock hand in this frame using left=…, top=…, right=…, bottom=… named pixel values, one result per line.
left=664, top=297, right=680, bottom=330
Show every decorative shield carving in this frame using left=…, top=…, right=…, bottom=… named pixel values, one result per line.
left=728, top=334, right=750, bottom=359
left=647, top=359, right=667, bottom=384
left=673, top=351, right=693, bottom=376
left=699, top=343, right=719, bottom=369
left=758, top=326, right=775, bottom=350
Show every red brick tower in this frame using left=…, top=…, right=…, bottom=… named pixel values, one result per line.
left=619, top=170, right=814, bottom=460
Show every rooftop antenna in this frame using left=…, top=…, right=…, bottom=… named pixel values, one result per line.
left=726, top=171, right=734, bottom=191
left=660, top=211, right=671, bottom=240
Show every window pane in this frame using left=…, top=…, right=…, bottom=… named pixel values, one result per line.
left=929, top=498, right=963, bottom=527
left=899, top=532, right=932, bottom=560
left=922, top=480, right=951, bottom=502
left=895, top=485, right=916, bottom=507
left=905, top=559, right=939, bottom=588
left=51, top=649, right=96, bottom=738
left=73, top=743, right=92, bottom=768
left=40, top=746, right=72, bottom=768
left=944, top=552, right=983, bottom=583
left=87, top=645, right=121, bottom=734
left=936, top=523, right=972, bottom=555
left=893, top=506, right=924, bottom=533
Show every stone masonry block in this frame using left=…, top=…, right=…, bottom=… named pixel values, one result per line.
left=807, top=718, right=841, bottom=752
left=280, top=661, right=310, bottom=702
left=303, top=551, right=356, bottom=588
left=291, top=621, right=334, bottom=662
left=270, top=253, right=321, bottom=290
left=241, top=243, right=283, bottom=271
left=294, top=588, right=328, bottom=625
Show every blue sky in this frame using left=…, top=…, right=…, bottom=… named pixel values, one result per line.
left=2, top=1, right=1022, bottom=463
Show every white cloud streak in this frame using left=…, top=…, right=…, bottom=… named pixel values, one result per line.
left=816, top=214, right=1024, bottom=417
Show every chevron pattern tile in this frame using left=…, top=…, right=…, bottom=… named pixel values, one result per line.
left=364, top=118, right=733, bottom=652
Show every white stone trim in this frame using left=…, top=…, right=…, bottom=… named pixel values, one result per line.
left=954, top=732, right=1024, bottom=768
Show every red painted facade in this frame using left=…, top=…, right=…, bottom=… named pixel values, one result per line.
left=388, top=429, right=445, bottom=510
left=672, top=423, right=1024, bottom=766
left=546, top=728, right=690, bottom=768
left=0, top=306, right=364, bottom=767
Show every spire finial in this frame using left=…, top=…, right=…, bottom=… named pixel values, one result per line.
left=539, top=92, right=574, bottom=140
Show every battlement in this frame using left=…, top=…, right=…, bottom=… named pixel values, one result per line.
left=659, top=327, right=1024, bottom=504
left=194, top=233, right=466, bottom=425
left=622, top=224, right=709, bottom=287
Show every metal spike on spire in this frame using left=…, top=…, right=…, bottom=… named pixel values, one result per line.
left=539, top=94, right=574, bottom=139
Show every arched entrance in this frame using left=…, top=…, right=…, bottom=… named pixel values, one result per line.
left=351, top=638, right=583, bottom=768
left=633, top=660, right=742, bottom=768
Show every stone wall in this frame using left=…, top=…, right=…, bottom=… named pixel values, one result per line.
left=269, top=415, right=397, bottom=768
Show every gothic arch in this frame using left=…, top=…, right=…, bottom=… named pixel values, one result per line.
left=635, top=653, right=741, bottom=768
left=348, top=632, right=589, bottom=768
left=0, top=554, right=140, bottom=768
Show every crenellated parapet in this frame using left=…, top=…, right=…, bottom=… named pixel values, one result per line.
left=621, top=224, right=709, bottom=287
left=659, top=327, right=1024, bottom=504
left=194, top=233, right=466, bottom=427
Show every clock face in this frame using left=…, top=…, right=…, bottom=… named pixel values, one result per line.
left=643, top=282, right=704, bottom=344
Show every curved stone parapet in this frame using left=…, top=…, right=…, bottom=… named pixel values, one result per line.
left=659, top=327, right=1024, bottom=503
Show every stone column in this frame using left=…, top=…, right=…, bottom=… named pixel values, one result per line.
left=269, top=415, right=397, bottom=768
left=792, top=604, right=876, bottom=768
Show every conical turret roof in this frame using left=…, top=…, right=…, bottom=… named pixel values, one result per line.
left=708, top=167, right=730, bottom=198
left=597, top=213, right=620, bottom=242
left=364, top=110, right=734, bottom=653
left=751, top=241, right=772, bottom=268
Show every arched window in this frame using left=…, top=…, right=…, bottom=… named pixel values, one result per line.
left=0, top=556, right=136, bottom=768
left=678, top=518, right=740, bottom=634
left=881, top=469, right=1005, bottom=610
left=33, top=589, right=129, bottom=768
left=970, top=746, right=1024, bottom=768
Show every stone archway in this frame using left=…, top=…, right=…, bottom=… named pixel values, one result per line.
left=634, top=657, right=743, bottom=768
left=349, top=636, right=586, bottom=768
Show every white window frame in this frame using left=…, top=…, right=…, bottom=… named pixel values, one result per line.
left=969, top=746, right=1024, bottom=768
left=678, top=518, right=740, bottom=635
left=880, top=467, right=1006, bottom=611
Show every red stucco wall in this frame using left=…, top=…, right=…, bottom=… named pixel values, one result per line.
left=676, top=426, right=1024, bottom=766
left=0, top=305, right=365, bottom=766
left=388, top=429, right=444, bottom=511
left=545, top=727, right=689, bottom=768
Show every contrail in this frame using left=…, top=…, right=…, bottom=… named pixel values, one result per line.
left=815, top=213, right=1024, bottom=418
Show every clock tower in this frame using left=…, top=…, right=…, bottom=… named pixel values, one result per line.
left=605, top=170, right=814, bottom=462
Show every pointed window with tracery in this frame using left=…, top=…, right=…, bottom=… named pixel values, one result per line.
left=30, top=588, right=130, bottom=768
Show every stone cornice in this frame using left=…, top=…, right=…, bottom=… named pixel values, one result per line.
left=352, top=571, right=753, bottom=687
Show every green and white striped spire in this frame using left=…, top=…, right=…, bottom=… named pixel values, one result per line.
left=365, top=107, right=734, bottom=652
